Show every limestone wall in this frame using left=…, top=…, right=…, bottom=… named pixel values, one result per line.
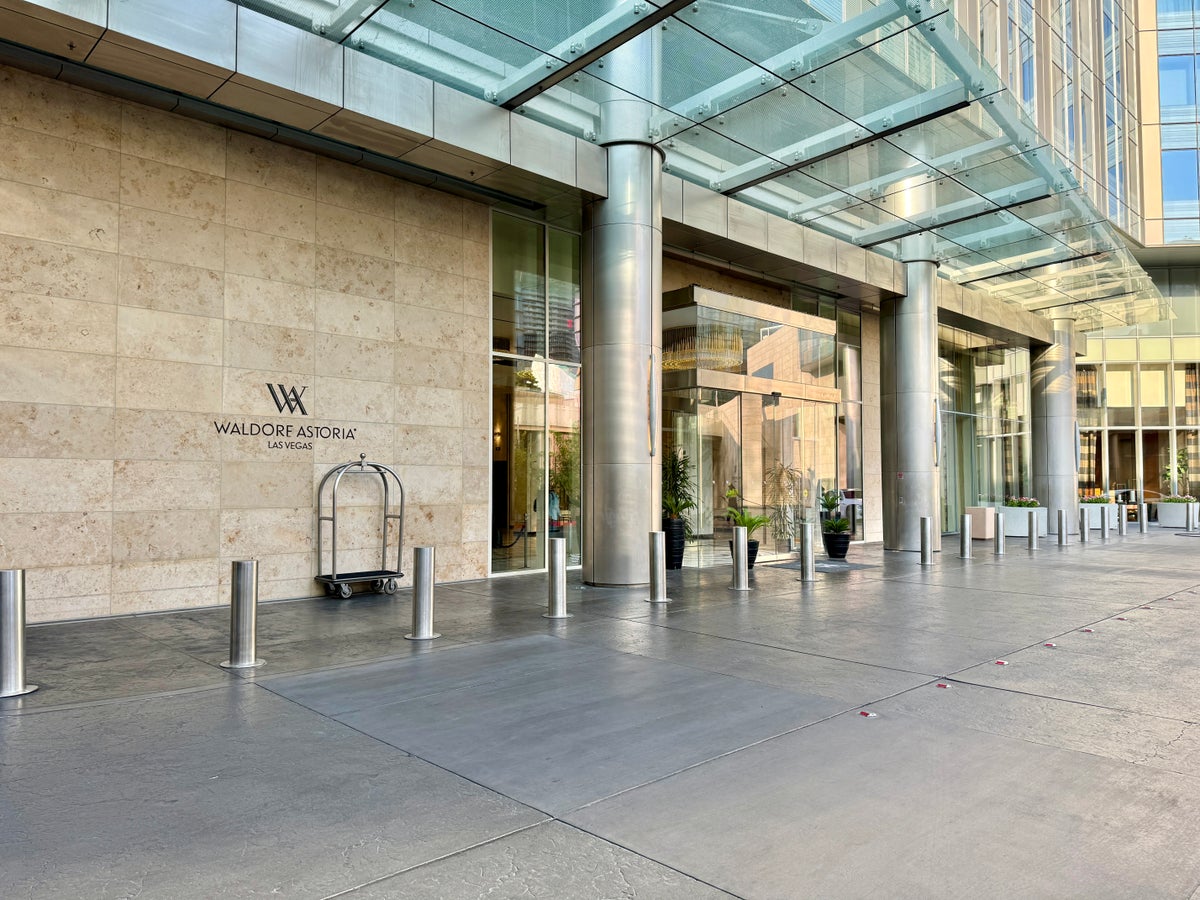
left=0, top=65, right=492, bottom=621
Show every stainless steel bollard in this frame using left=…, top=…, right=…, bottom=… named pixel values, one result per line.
left=800, top=522, right=816, bottom=582
left=1079, top=508, right=1090, bottom=543
left=1057, top=509, right=1068, bottom=546
left=920, top=516, right=933, bottom=565
left=545, top=538, right=572, bottom=618
left=1118, top=505, right=1127, bottom=536
left=1100, top=508, right=1111, bottom=541
left=959, top=514, right=972, bottom=559
left=0, top=570, right=37, bottom=697
left=994, top=513, right=1005, bottom=556
left=221, top=560, right=264, bottom=669
left=1027, top=510, right=1039, bottom=550
left=406, top=546, right=440, bottom=640
left=731, top=526, right=750, bottom=591
left=647, top=531, right=670, bottom=603
left=1139, top=502, right=1149, bottom=533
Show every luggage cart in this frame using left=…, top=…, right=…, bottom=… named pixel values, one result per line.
left=316, top=453, right=405, bottom=598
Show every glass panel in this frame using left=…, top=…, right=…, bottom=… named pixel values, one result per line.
left=1140, top=337, right=1173, bottom=359
left=1177, top=362, right=1200, bottom=424
left=1105, top=364, right=1137, bottom=425
left=1080, top=429, right=1105, bottom=492
left=1077, top=364, right=1103, bottom=426
left=1140, top=364, right=1171, bottom=426
left=1181, top=429, right=1200, bottom=496
left=548, top=230, right=580, bottom=363
left=492, top=214, right=545, bottom=357
left=1177, top=337, right=1200, bottom=357
left=1144, top=430, right=1174, bottom=498
left=547, top=364, right=581, bottom=565
left=1107, top=430, right=1139, bottom=497
left=1103, top=338, right=1138, bottom=360
left=491, top=358, right=546, bottom=573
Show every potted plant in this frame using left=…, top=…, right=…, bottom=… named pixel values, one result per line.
left=662, top=448, right=695, bottom=569
left=822, top=516, right=852, bottom=559
left=765, top=463, right=803, bottom=548
left=1156, top=494, right=1198, bottom=528
left=1080, top=494, right=1118, bottom=529
left=727, top=507, right=770, bottom=568
left=1001, top=496, right=1047, bottom=537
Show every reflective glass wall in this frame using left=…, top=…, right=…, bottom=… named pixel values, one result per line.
left=492, top=213, right=581, bottom=573
left=938, top=326, right=1033, bottom=531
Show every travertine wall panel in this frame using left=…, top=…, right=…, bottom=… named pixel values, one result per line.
left=0, top=65, right=492, bottom=620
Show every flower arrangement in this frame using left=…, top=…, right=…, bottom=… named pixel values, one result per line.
left=1004, top=496, right=1041, bottom=507
left=1080, top=495, right=1112, bottom=504
left=1160, top=494, right=1197, bottom=503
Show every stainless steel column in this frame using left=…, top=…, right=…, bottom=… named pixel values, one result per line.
left=221, top=560, right=264, bottom=669
left=1057, top=509, right=1068, bottom=546
left=1117, top=506, right=1127, bottom=535
left=800, top=522, right=815, bottom=582
left=1100, top=508, right=1111, bottom=541
left=406, top=546, right=440, bottom=640
left=1079, top=508, right=1090, bottom=542
left=582, top=31, right=662, bottom=587
left=647, top=531, right=670, bottom=603
left=959, top=514, right=972, bottom=559
left=1139, top=502, right=1149, bottom=533
left=731, top=526, right=750, bottom=591
left=1028, top=510, right=1039, bottom=550
left=545, top=538, right=572, bottom=619
left=994, top=513, right=1005, bottom=556
left=919, top=516, right=933, bottom=565
left=1032, top=318, right=1079, bottom=536
left=0, top=570, right=37, bottom=697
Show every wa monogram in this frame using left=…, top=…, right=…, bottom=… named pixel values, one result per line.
left=267, top=384, right=308, bottom=415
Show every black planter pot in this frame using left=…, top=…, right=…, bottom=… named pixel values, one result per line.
left=663, top=517, right=687, bottom=569
left=727, top=539, right=760, bottom=568
left=822, top=531, right=851, bottom=560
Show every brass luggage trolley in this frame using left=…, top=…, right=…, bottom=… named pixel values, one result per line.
left=316, top=453, right=404, bottom=598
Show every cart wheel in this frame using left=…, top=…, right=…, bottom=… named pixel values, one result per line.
left=384, top=578, right=398, bottom=595
left=371, top=579, right=384, bottom=592
left=337, top=583, right=353, bottom=599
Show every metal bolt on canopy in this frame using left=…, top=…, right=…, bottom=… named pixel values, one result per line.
left=0, top=569, right=37, bottom=698
left=919, top=517, right=933, bottom=565
left=406, top=546, right=440, bottom=640
left=221, top=560, right=264, bottom=669
left=1027, top=510, right=1039, bottom=550
left=1057, top=509, right=1068, bottom=546
left=647, top=531, right=670, bottom=603
left=958, top=514, right=972, bottom=559
left=731, top=526, right=750, bottom=591
left=545, top=538, right=572, bottom=618
left=994, top=512, right=1005, bottom=555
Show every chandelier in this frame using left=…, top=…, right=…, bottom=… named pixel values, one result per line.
left=662, top=324, right=744, bottom=372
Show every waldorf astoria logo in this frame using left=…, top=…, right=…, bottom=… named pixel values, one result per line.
left=267, top=383, right=308, bottom=415
left=209, top=384, right=357, bottom=450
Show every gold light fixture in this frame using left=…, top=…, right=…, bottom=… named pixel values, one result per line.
left=662, top=324, right=744, bottom=372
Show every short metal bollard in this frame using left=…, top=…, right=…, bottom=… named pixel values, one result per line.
left=545, top=538, right=572, bottom=618
left=1100, top=508, right=1111, bottom=541
left=406, top=546, right=440, bottom=640
left=1079, top=508, right=1090, bottom=543
left=647, top=531, right=670, bottom=603
left=1057, top=509, right=1068, bottom=546
left=731, top=526, right=750, bottom=591
left=1117, top=505, right=1128, bottom=536
left=1139, top=502, right=1149, bottom=533
left=800, top=522, right=816, bottom=582
left=1027, top=510, right=1039, bottom=550
left=994, top=512, right=1005, bottom=556
left=0, top=569, right=38, bottom=697
left=920, top=516, right=933, bottom=565
left=221, top=560, right=264, bottom=669
left=959, top=514, right=972, bottom=559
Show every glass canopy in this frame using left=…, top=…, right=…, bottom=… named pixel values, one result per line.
left=237, top=0, right=1167, bottom=329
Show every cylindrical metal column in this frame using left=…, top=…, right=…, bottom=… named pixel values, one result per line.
left=800, top=522, right=816, bottom=582
left=647, top=531, right=669, bottom=603
left=1079, top=508, right=1090, bottom=543
left=1117, top=505, right=1128, bottom=535
left=221, top=560, right=264, bottom=669
left=959, top=514, right=972, bottom=559
left=731, top=525, right=750, bottom=591
left=545, top=538, right=572, bottom=619
left=406, top=546, right=440, bottom=640
left=0, top=570, right=37, bottom=697
left=1057, top=509, right=1069, bottom=546
left=994, top=512, right=1005, bottom=556
left=1100, top=508, right=1111, bottom=541
left=1032, top=318, right=1080, bottom=536
left=1139, top=502, right=1149, bottom=533
left=1027, top=510, right=1039, bottom=550
left=919, top=516, right=933, bottom=565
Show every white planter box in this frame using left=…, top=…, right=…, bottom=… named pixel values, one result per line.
left=1002, top=506, right=1048, bottom=537
left=1081, top=503, right=1119, bottom=529
left=1156, top=501, right=1199, bottom=528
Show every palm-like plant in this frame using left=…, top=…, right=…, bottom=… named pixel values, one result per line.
left=727, top=507, right=771, bottom=541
